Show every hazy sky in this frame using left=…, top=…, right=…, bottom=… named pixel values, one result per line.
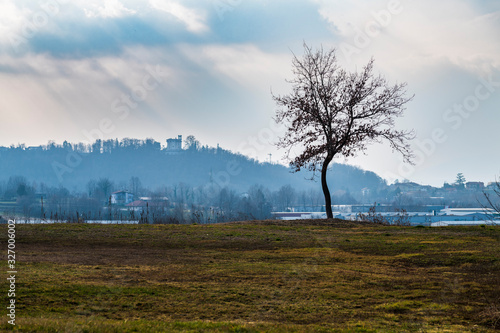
left=1, top=0, right=499, bottom=187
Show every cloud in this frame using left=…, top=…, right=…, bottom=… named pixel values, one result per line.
left=27, top=16, right=174, bottom=58
left=314, top=0, right=500, bottom=75
left=83, top=0, right=136, bottom=18
left=0, top=1, right=208, bottom=57
left=179, top=44, right=291, bottom=93
left=150, top=0, right=208, bottom=34
left=0, top=2, right=32, bottom=45
left=208, top=0, right=333, bottom=49
left=0, top=0, right=332, bottom=58
left=0, top=48, right=177, bottom=145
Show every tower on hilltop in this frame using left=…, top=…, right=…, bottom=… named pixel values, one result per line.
left=166, top=135, right=182, bottom=152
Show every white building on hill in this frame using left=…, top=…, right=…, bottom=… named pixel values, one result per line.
left=166, top=135, right=182, bottom=152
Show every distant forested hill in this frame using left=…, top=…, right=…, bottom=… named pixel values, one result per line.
left=0, top=139, right=386, bottom=195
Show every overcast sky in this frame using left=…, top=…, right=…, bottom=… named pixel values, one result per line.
left=0, top=0, right=499, bottom=187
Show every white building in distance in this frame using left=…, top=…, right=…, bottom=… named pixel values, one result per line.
left=166, top=135, right=182, bottom=152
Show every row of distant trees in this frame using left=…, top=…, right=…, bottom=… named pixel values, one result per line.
left=0, top=175, right=324, bottom=223
left=6, top=136, right=204, bottom=154
left=2, top=173, right=500, bottom=224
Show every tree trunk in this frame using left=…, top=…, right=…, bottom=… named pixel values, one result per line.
left=321, top=155, right=334, bottom=219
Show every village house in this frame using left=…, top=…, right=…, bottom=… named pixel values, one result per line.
left=125, top=200, right=148, bottom=212
left=110, top=191, right=134, bottom=206
left=126, top=197, right=170, bottom=212
left=466, top=182, right=485, bottom=191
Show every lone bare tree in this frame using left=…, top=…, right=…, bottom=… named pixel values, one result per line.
left=273, top=44, right=414, bottom=219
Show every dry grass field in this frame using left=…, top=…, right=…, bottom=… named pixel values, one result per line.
left=1, top=220, right=499, bottom=332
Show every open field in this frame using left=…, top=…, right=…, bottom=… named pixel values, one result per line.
left=1, top=220, right=499, bottom=332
